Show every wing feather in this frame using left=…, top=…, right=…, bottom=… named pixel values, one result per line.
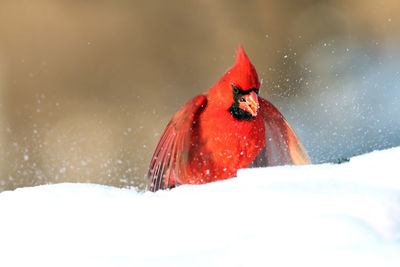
left=251, top=98, right=311, bottom=167
left=148, top=95, right=207, bottom=191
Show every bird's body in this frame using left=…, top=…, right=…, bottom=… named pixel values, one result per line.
left=186, top=98, right=265, bottom=184
left=148, top=46, right=310, bottom=191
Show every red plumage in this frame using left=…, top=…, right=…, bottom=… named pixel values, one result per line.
left=148, top=46, right=310, bottom=191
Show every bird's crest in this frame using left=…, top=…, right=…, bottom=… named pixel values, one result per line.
left=227, top=45, right=260, bottom=90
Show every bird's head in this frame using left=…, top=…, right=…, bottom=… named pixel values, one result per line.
left=208, top=46, right=261, bottom=121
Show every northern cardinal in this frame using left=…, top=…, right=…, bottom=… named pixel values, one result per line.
left=148, top=46, right=310, bottom=191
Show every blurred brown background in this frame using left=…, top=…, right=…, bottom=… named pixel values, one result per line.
left=0, top=0, right=399, bottom=192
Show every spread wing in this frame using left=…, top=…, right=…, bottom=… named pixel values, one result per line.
left=251, top=97, right=311, bottom=167
left=148, top=95, right=207, bottom=191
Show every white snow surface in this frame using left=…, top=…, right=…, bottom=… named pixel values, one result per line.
left=1, top=148, right=400, bottom=267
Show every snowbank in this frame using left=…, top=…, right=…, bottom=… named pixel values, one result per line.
left=1, top=148, right=400, bottom=267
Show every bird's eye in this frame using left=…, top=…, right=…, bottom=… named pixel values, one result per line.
left=232, top=85, right=239, bottom=94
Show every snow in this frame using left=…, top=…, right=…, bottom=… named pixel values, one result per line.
left=1, top=148, right=400, bottom=267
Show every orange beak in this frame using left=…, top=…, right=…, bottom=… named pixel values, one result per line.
left=239, top=91, right=259, bottom=117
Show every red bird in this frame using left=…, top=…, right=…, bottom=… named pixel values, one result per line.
left=148, top=46, right=310, bottom=191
